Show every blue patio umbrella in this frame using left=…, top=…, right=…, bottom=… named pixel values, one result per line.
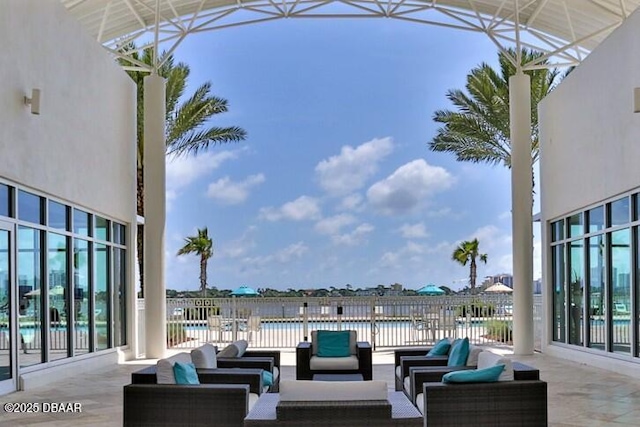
left=417, top=284, right=445, bottom=296
left=231, top=285, right=258, bottom=296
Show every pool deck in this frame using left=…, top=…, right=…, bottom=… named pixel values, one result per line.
left=1, top=348, right=640, bottom=426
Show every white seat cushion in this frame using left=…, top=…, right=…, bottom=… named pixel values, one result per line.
left=309, top=355, right=359, bottom=370
left=249, top=392, right=260, bottom=410
left=415, top=392, right=424, bottom=414
left=466, top=345, right=483, bottom=366
left=272, top=366, right=279, bottom=381
left=403, top=376, right=410, bottom=394
left=156, top=352, right=192, bottom=384
left=280, top=380, right=387, bottom=401
left=477, top=351, right=514, bottom=381
left=395, top=365, right=402, bottom=379
left=191, top=343, right=217, bottom=369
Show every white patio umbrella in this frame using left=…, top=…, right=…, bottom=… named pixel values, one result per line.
left=485, top=283, right=513, bottom=293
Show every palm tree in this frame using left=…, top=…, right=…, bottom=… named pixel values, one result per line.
left=452, top=238, right=488, bottom=291
left=176, top=228, right=214, bottom=298
left=118, top=45, right=247, bottom=297
left=428, top=48, right=562, bottom=168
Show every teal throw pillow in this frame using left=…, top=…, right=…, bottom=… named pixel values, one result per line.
left=426, top=338, right=451, bottom=356
left=262, top=370, right=274, bottom=386
left=442, top=364, right=505, bottom=383
left=316, top=330, right=351, bottom=357
left=173, top=362, right=200, bottom=385
left=447, top=337, right=470, bottom=366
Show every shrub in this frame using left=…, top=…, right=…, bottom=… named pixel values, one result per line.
left=167, top=322, right=187, bottom=346
left=485, top=319, right=512, bottom=343
left=456, top=300, right=495, bottom=317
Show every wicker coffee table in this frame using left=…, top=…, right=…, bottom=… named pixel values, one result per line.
left=312, top=373, right=364, bottom=381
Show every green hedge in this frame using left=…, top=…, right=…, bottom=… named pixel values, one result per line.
left=485, top=319, right=512, bottom=342
left=456, top=300, right=495, bottom=317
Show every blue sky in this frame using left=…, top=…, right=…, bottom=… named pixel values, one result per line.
left=161, top=18, right=542, bottom=292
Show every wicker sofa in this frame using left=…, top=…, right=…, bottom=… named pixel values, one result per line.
left=124, top=383, right=251, bottom=427
left=243, top=380, right=422, bottom=427
left=420, top=380, right=548, bottom=426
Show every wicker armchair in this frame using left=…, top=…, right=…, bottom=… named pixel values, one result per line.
left=296, top=330, right=372, bottom=380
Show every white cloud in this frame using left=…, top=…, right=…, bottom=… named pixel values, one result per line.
left=166, top=150, right=239, bottom=190
left=398, top=223, right=429, bottom=239
left=206, top=174, right=265, bottom=205
left=379, top=241, right=427, bottom=268
left=219, top=226, right=257, bottom=259
left=337, top=194, right=365, bottom=212
left=241, top=241, right=309, bottom=267
left=259, top=196, right=321, bottom=221
left=332, top=223, right=374, bottom=246
left=367, top=159, right=455, bottom=215
left=315, top=137, right=394, bottom=196
left=315, top=214, right=357, bottom=235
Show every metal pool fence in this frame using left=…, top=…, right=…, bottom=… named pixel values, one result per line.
left=153, top=295, right=518, bottom=351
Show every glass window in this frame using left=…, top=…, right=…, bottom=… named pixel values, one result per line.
left=95, top=216, right=109, bottom=241
left=587, top=206, right=605, bottom=233
left=0, top=184, right=10, bottom=217
left=0, top=230, right=10, bottom=380
left=48, top=233, right=69, bottom=361
left=588, top=235, right=605, bottom=350
left=551, top=220, right=564, bottom=242
left=610, top=229, right=631, bottom=355
left=552, top=244, right=566, bottom=343
left=48, top=201, right=68, bottom=231
left=569, top=240, right=584, bottom=346
left=112, top=223, right=126, bottom=245
left=18, top=227, right=44, bottom=366
left=635, top=194, right=640, bottom=222
left=568, top=213, right=584, bottom=238
left=114, top=248, right=127, bottom=346
left=95, top=243, right=110, bottom=350
left=73, top=209, right=90, bottom=236
left=73, top=239, right=90, bottom=355
left=609, top=197, right=630, bottom=227
left=18, top=190, right=43, bottom=225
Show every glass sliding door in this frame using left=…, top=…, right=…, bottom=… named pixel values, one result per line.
left=0, top=223, right=16, bottom=394
left=610, top=229, right=631, bottom=355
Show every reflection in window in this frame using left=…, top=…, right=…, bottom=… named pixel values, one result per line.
left=73, top=209, right=90, bottom=236
left=114, top=248, right=127, bottom=346
left=112, top=223, right=126, bottom=245
left=588, top=235, right=605, bottom=350
left=18, top=191, right=42, bottom=225
left=18, top=227, right=44, bottom=366
left=73, top=239, right=89, bottom=355
left=95, top=217, right=109, bottom=241
left=48, top=233, right=69, bottom=361
left=569, top=240, right=584, bottom=346
left=0, top=230, right=10, bottom=380
left=610, top=197, right=630, bottom=227
left=610, top=229, right=631, bottom=355
left=552, top=245, right=566, bottom=342
left=0, top=184, right=10, bottom=217
left=48, top=201, right=68, bottom=231
left=587, top=206, right=605, bottom=234
left=568, top=214, right=583, bottom=238
left=551, top=220, right=564, bottom=242
left=95, top=243, right=110, bottom=350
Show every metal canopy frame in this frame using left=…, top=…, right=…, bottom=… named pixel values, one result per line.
left=62, top=0, right=640, bottom=72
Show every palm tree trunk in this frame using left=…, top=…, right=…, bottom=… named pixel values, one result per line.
left=470, top=259, right=477, bottom=290
left=200, top=256, right=207, bottom=298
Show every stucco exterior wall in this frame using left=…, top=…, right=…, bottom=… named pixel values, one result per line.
left=539, top=8, right=640, bottom=221
left=0, top=0, right=136, bottom=221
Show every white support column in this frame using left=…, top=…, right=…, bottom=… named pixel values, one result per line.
left=143, top=73, right=167, bottom=359
left=510, top=72, right=534, bottom=355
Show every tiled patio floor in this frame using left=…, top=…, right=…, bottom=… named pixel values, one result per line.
left=1, top=349, right=639, bottom=426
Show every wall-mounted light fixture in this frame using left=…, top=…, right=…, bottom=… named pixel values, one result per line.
left=634, top=88, right=640, bottom=113
left=24, top=88, right=41, bottom=115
